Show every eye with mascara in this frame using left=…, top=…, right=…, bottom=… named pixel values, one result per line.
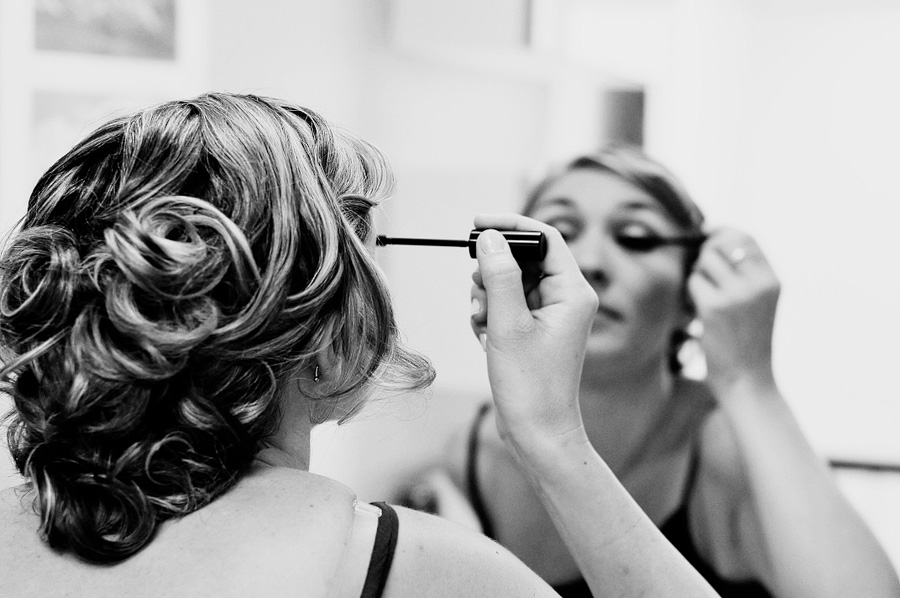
left=615, top=228, right=707, bottom=252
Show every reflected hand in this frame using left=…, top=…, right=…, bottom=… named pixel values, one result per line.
left=688, top=227, right=781, bottom=392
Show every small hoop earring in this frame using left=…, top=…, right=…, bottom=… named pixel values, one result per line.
left=313, top=365, right=320, bottom=383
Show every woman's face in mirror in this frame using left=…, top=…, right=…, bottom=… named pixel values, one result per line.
left=528, top=168, right=691, bottom=371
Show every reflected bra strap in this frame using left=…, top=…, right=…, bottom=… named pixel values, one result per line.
left=465, top=402, right=497, bottom=540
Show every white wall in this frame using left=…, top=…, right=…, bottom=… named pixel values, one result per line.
left=735, top=2, right=900, bottom=463
left=563, top=0, right=900, bottom=463
left=207, top=0, right=374, bottom=130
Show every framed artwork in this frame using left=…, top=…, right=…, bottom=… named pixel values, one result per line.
left=35, top=0, right=177, bottom=59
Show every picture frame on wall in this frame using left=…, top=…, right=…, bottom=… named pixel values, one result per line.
left=35, top=0, right=177, bottom=60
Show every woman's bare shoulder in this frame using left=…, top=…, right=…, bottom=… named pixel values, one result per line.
left=144, top=466, right=355, bottom=545
left=383, top=504, right=557, bottom=598
left=229, top=463, right=359, bottom=519
left=0, top=468, right=359, bottom=598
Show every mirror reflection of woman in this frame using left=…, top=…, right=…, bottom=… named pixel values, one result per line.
left=440, top=147, right=900, bottom=598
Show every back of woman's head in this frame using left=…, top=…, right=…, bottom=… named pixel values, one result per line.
left=0, top=92, right=434, bottom=563
left=522, top=145, right=705, bottom=374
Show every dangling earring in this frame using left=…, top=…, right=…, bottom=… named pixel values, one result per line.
left=314, top=365, right=320, bottom=383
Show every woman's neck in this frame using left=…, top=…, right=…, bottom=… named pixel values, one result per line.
left=255, top=386, right=314, bottom=471
left=578, top=357, right=677, bottom=475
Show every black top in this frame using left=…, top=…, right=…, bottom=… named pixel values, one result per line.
left=465, top=403, right=774, bottom=598
left=360, top=502, right=400, bottom=598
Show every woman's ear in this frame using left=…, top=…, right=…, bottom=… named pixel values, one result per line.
left=300, top=342, right=352, bottom=424
left=294, top=344, right=339, bottom=396
left=292, top=362, right=319, bottom=397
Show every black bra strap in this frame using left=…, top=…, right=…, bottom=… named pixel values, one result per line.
left=360, top=502, right=399, bottom=598
left=678, top=422, right=706, bottom=506
left=465, top=403, right=497, bottom=540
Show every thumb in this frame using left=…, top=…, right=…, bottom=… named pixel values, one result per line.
left=476, top=229, right=532, bottom=334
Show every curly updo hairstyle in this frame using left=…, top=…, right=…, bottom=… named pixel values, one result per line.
left=522, top=145, right=706, bottom=374
left=0, top=93, right=434, bottom=563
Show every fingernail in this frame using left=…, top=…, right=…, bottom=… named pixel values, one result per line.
left=478, top=333, right=487, bottom=352
left=471, top=297, right=481, bottom=316
left=481, top=229, right=508, bottom=254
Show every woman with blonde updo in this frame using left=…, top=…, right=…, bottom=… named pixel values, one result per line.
left=0, top=93, right=721, bottom=597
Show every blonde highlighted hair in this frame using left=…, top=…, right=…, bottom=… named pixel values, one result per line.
left=0, top=93, right=434, bottom=562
